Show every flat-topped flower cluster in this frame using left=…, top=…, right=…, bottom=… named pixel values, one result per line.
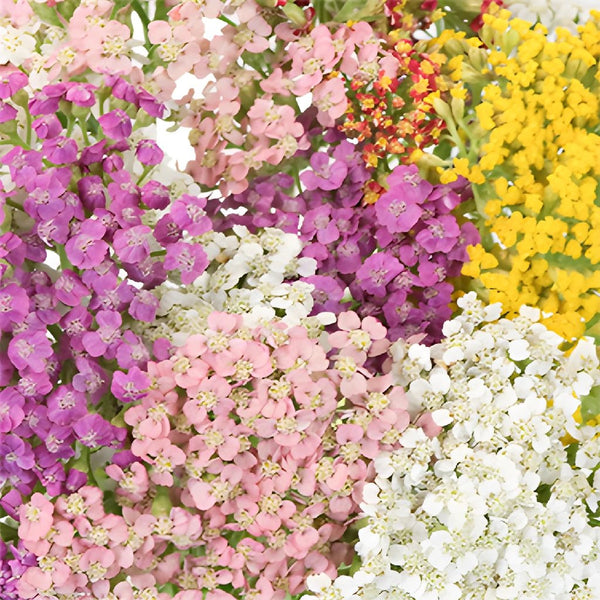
left=304, top=294, right=600, bottom=600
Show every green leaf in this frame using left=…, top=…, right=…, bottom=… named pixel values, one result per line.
left=154, top=0, right=169, bottom=21
left=56, top=0, right=79, bottom=20
left=581, top=385, right=600, bottom=422
left=29, top=2, right=62, bottom=26
left=536, top=483, right=551, bottom=505
left=332, top=0, right=384, bottom=22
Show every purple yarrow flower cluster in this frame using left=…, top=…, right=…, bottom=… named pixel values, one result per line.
left=0, top=75, right=212, bottom=504
left=209, top=132, right=478, bottom=342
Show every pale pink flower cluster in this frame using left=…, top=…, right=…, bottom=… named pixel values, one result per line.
left=17, top=488, right=169, bottom=599
left=0, top=0, right=399, bottom=193
left=43, top=0, right=138, bottom=78
left=16, top=311, right=423, bottom=600
left=147, top=1, right=389, bottom=194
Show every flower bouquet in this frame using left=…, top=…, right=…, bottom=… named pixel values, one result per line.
left=0, top=0, right=599, bottom=599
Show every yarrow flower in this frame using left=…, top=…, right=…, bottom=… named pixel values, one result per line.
left=305, top=294, right=600, bottom=600
left=212, top=138, right=478, bottom=342
left=17, top=312, right=421, bottom=599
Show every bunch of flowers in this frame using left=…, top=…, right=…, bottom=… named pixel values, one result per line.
left=430, top=9, right=600, bottom=340
left=140, top=225, right=330, bottom=346
left=213, top=138, right=478, bottom=343
left=16, top=311, right=428, bottom=599
left=304, top=293, right=600, bottom=600
left=0, top=74, right=174, bottom=500
left=2, top=1, right=600, bottom=599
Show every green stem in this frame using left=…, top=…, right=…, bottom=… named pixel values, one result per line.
left=25, top=110, right=32, bottom=147
left=292, top=167, right=302, bottom=195
left=57, top=245, right=73, bottom=270
left=218, top=14, right=237, bottom=27
left=5, top=198, right=24, bottom=211
left=131, top=0, right=152, bottom=50
left=136, top=164, right=154, bottom=185
left=78, top=118, right=90, bottom=145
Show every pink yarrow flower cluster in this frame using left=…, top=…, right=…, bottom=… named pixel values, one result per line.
left=9, top=311, right=428, bottom=600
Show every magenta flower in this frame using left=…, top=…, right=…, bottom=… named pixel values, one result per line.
left=7, top=330, right=54, bottom=373
left=0, top=102, right=16, bottom=123
left=110, top=367, right=150, bottom=403
left=135, top=139, right=164, bottom=165
left=64, top=82, right=97, bottom=107
left=416, top=216, right=461, bottom=253
left=54, top=270, right=89, bottom=307
left=1, top=434, right=35, bottom=476
left=42, top=136, right=79, bottom=164
left=128, top=290, right=159, bottom=323
left=170, top=195, right=212, bottom=236
left=98, top=109, right=132, bottom=140
left=0, top=388, right=24, bottom=433
left=113, top=225, right=152, bottom=264
left=375, top=192, right=424, bottom=233
left=140, top=180, right=170, bottom=209
left=302, top=205, right=339, bottom=245
left=32, top=114, right=62, bottom=140
left=0, top=71, right=28, bottom=99
left=73, top=413, right=117, bottom=448
left=164, top=242, right=208, bottom=284
left=0, top=283, right=29, bottom=331
left=356, top=253, right=402, bottom=297
left=301, top=153, right=348, bottom=191
left=77, top=176, right=106, bottom=210
left=65, top=220, right=108, bottom=268
left=82, top=310, right=122, bottom=358
left=47, top=385, right=87, bottom=426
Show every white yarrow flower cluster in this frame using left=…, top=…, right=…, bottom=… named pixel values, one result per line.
left=505, top=0, right=597, bottom=34
left=140, top=225, right=334, bottom=345
left=305, top=294, right=600, bottom=600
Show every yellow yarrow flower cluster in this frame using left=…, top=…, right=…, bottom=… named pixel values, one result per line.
left=435, top=10, right=600, bottom=342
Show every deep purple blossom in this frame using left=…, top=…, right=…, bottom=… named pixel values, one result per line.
left=154, top=215, right=183, bottom=245
left=78, top=176, right=107, bottom=210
